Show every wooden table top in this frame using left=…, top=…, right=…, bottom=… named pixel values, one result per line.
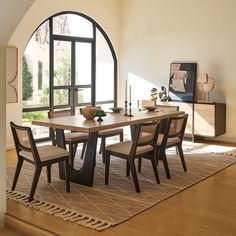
left=32, top=110, right=184, bottom=133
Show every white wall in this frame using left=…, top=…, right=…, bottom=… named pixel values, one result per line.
left=6, top=0, right=120, bottom=148
left=119, top=0, right=236, bottom=141
left=0, top=0, right=35, bottom=227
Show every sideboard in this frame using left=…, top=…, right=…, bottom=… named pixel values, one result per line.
left=158, top=101, right=226, bottom=141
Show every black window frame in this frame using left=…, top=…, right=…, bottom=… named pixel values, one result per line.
left=22, top=11, right=117, bottom=142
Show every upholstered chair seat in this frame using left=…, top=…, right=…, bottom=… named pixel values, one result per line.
left=19, top=145, right=69, bottom=162
left=106, top=141, right=153, bottom=156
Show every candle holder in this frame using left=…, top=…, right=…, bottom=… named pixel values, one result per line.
left=123, top=101, right=128, bottom=116
left=127, top=102, right=133, bottom=117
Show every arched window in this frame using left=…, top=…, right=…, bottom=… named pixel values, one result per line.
left=22, top=12, right=117, bottom=140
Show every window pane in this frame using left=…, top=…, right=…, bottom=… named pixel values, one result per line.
left=23, top=20, right=50, bottom=108
left=75, top=42, right=92, bottom=85
left=22, top=111, right=49, bottom=139
left=54, top=40, right=71, bottom=86
left=96, top=29, right=114, bottom=102
left=76, top=88, right=91, bottom=104
left=54, top=89, right=69, bottom=106
left=97, top=103, right=115, bottom=112
left=53, top=14, right=93, bottom=38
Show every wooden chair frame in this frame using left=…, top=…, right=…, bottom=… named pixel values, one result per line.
left=105, top=122, right=160, bottom=192
left=48, top=108, right=88, bottom=167
left=156, top=114, right=188, bottom=179
left=10, top=122, right=70, bottom=202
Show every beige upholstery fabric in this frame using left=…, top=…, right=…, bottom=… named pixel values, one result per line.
left=65, top=132, right=88, bottom=142
left=138, top=132, right=153, bottom=144
left=106, top=141, right=153, bottom=156
left=98, top=128, right=123, bottom=137
left=156, top=134, right=181, bottom=146
left=20, top=145, right=69, bottom=162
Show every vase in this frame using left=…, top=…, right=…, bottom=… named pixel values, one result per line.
left=81, top=106, right=98, bottom=120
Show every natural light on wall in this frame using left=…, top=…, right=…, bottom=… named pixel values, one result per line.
left=128, top=73, right=157, bottom=107
left=96, top=29, right=114, bottom=102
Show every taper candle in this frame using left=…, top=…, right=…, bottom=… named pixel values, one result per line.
left=125, top=80, right=127, bottom=101
left=129, top=85, right=131, bottom=103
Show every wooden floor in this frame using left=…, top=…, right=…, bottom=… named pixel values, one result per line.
left=4, top=141, right=236, bottom=236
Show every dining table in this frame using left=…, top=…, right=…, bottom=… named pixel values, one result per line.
left=32, top=109, right=184, bottom=187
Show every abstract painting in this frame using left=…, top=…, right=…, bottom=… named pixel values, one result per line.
left=168, top=63, right=197, bottom=102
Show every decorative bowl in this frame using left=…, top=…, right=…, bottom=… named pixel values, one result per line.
left=94, top=110, right=107, bottom=122
left=144, top=106, right=156, bottom=112
left=81, top=106, right=98, bottom=120
left=110, top=107, right=123, bottom=113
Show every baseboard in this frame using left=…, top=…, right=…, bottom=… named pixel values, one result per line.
left=6, top=144, right=14, bottom=150
left=4, top=213, right=58, bottom=236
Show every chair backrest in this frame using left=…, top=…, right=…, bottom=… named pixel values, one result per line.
left=130, top=121, right=160, bottom=156
left=10, top=122, right=40, bottom=164
left=48, top=108, right=74, bottom=145
left=138, top=100, right=155, bottom=110
left=161, top=114, right=188, bottom=145
left=48, top=108, right=74, bottom=118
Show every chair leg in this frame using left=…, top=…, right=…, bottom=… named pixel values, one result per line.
left=11, top=157, right=24, bottom=191
left=80, top=142, right=87, bottom=159
left=64, top=159, right=70, bottom=192
left=155, top=148, right=160, bottom=166
left=105, top=152, right=110, bottom=185
left=46, top=164, right=51, bottom=183
left=120, top=132, right=124, bottom=142
left=150, top=155, right=160, bottom=184
left=73, top=143, right=78, bottom=159
left=101, top=137, right=106, bottom=164
left=99, top=138, right=102, bottom=154
left=177, top=145, right=187, bottom=172
left=29, top=166, right=42, bottom=202
left=128, top=158, right=140, bottom=193
left=69, top=143, right=74, bottom=167
left=161, top=150, right=171, bottom=179
left=126, top=160, right=130, bottom=177
left=175, top=146, right=179, bottom=155
left=138, top=157, right=142, bottom=172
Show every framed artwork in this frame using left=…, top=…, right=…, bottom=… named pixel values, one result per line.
left=168, top=62, right=197, bottom=102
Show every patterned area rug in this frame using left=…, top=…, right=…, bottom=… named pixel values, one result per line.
left=6, top=142, right=236, bottom=231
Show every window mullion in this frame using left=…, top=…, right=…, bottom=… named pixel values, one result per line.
left=49, top=18, right=54, bottom=110
left=71, top=41, right=76, bottom=109
left=91, top=24, right=96, bottom=106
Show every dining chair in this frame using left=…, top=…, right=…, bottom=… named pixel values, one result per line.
left=141, top=104, right=179, bottom=135
left=137, top=104, right=180, bottom=166
left=10, top=122, right=70, bottom=202
left=105, top=121, right=160, bottom=192
left=48, top=108, right=88, bottom=167
left=156, top=114, right=188, bottom=179
left=98, top=128, right=124, bottom=164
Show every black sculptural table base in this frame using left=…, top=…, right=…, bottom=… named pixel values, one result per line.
left=56, top=129, right=98, bottom=187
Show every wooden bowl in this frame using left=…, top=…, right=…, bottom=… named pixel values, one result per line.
left=110, top=107, right=123, bottom=113
left=81, top=106, right=98, bottom=120
left=144, top=106, right=156, bottom=112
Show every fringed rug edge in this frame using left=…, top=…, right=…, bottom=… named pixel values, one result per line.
left=6, top=189, right=115, bottom=231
